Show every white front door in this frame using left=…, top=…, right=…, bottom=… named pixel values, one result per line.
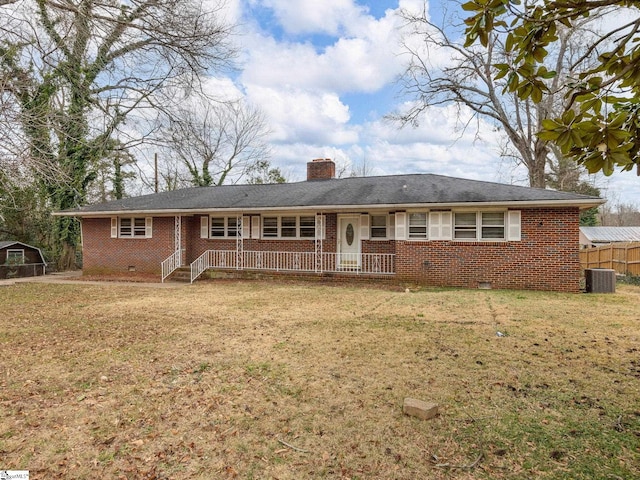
left=338, top=215, right=361, bottom=269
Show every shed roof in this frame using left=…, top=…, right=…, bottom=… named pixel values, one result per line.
left=580, top=226, right=640, bottom=243
left=0, top=241, right=46, bottom=262
left=58, top=173, right=603, bottom=216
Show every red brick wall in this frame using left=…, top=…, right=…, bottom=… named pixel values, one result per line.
left=81, top=217, right=175, bottom=275
left=395, top=208, right=581, bottom=292
left=81, top=208, right=581, bottom=291
left=306, top=158, right=335, bottom=180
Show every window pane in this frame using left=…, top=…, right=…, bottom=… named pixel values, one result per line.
left=481, top=212, right=504, bottom=239
left=281, top=216, right=297, bottom=237
left=371, top=215, right=387, bottom=227
left=211, top=217, right=225, bottom=237
left=7, top=250, right=24, bottom=264
left=300, top=216, right=315, bottom=237
left=455, top=230, right=477, bottom=239
left=409, top=213, right=426, bottom=225
left=263, top=217, right=278, bottom=237
left=119, top=218, right=132, bottom=236
left=455, top=213, right=476, bottom=226
left=408, top=213, right=427, bottom=239
left=371, top=215, right=387, bottom=238
left=482, top=227, right=505, bottom=239
left=482, top=212, right=504, bottom=226
left=227, top=217, right=239, bottom=237
left=454, top=212, right=477, bottom=239
left=133, top=217, right=146, bottom=236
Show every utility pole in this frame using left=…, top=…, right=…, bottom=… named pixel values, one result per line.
left=154, top=153, right=159, bottom=193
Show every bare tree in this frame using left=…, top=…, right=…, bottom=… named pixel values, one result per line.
left=349, top=156, right=374, bottom=177
left=599, top=196, right=640, bottom=226
left=0, top=0, right=236, bottom=269
left=246, top=160, right=286, bottom=184
left=393, top=2, right=600, bottom=189
left=161, top=98, right=271, bottom=187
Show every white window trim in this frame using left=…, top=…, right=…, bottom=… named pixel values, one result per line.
left=407, top=212, right=429, bottom=240
left=369, top=214, right=391, bottom=240
left=209, top=216, right=241, bottom=239
left=453, top=211, right=508, bottom=241
left=395, top=210, right=520, bottom=242
left=116, top=217, right=152, bottom=238
left=261, top=215, right=319, bottom=239
left=6, top=249, right=25, bottom=264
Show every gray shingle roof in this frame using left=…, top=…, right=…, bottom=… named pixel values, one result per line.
left=580, top=226, right=640, bottom=243
left=60, top=173, right=603, bottom=215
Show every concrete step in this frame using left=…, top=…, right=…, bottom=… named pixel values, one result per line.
left=168, top=266, right=191, bottom=282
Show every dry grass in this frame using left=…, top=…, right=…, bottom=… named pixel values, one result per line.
left=1, top=280, right=639, bottom=479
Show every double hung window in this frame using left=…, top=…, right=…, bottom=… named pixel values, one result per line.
left=210, top=217, right=239, bottom=237
left=408, top=213, right=428, bottom=239
left=454, top=212, right=505, bottom=240
left=481, top=212, right=506, bottom=239
left=370, top=215, right=388, bottom=238
left=119, top=217, right=150, bottom=238
left=262, top=216, right=316, bottom=238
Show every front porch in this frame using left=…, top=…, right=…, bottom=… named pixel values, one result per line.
left=165, top=249, right=396, bottom=283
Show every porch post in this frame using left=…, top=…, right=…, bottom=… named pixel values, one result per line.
left=236, top=215, right=243, bottom=270
left=315, top=213, right=324, bottom=273
left=174, top=215, right=182, bottom=265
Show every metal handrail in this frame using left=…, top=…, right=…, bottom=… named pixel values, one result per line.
left=161, top=250, right=182, bottom=282
left=190, top=250, right=210, bottom=283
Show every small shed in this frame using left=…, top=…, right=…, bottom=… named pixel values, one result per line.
left=580, top=226, right=640, bottom=248
left=0, top=241, right=47, bottom=279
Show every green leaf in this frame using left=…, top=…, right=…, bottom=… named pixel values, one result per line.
left=531, top=85, right=543, bottom=103
left=570, top=130, right=585, bottom=148
left=561, top=109, right=576, bottom=124
left=505, top=32, right=514, bottom=52
left=532, top=47, right=548, bottom=63
left=462, top=1, right=482, bottom=12
left=537, top=129, right=560, bottom=141
left=541, top=118, right=562, bottom=130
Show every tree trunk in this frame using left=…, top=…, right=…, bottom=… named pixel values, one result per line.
left=55, top=215, right=81, bottom=271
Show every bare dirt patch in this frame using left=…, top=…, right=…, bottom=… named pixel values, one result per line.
left=1, top=282, right=639, bottom=479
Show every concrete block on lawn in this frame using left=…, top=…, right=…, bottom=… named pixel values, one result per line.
left=403, top=397, right=439, bottom=420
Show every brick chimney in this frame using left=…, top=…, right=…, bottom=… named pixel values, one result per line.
left=307, top=158, right=336, bottom=181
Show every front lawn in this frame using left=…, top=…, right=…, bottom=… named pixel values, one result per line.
left=1, top=281, right=639, bottom=479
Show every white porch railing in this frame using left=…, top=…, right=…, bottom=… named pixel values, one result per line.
left=161, top=250, right=182, bottom=282
left=189, top=250, right=395, bottom=283
left=190, top=249, right=238, bottom=283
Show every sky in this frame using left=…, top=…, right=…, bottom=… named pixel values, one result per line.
left=208, top=0, right=638, bottom=206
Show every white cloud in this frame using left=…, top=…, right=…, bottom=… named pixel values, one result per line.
left=202, top=76, right=245, bottom=101
left=367, top=103, right=501, bottom=146
left=229, top=1, right=640, bottom=206
left=240, top=1, right=404, bottom=93
left=246, top=85, right=358, bottom=144
left=250, top=0, right=368, bottom=36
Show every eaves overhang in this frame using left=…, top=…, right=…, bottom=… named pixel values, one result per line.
left=54, top=197, right=605, bottom=217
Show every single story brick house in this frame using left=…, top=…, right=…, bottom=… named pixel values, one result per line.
left=57, top=159, right=603, bottom=291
